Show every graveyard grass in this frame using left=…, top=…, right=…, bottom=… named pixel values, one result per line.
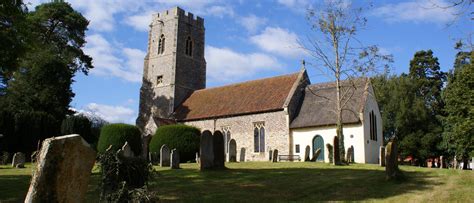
left=1, top=162, right=473, bottom=202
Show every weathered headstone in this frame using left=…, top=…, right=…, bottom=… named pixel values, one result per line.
left=228, top=139, right=237, bottom=162
left=333, top=136, right=340, bottom=165
left=213, top=131, right=225, bottom=169
left=272, top=149, right=278, bottom=162
left=200, top=130, right=214, bottom=170
left=239, top=148, right=246, bottom=162
left=195, top=152, right=200, bottom=164
left=170, top=149, right=180, bottom=169
left=149, top=152, right=159, bottom=165
left=1, top=151, right=9, bottom=165
left=385, top=138, right=402, bottom=180
left=439, top=156, right=444, bottom=168
left=160, top=144, right=170, bottom=167
left=311, top=148, right=321, bottom=162
left=379, top=146, right=386, bottom=167
left=304, top=146, right=310, bottom=162
left=12, top=152, right=25, bottom=168
left=346, top=147, right=352, bottom=163
left=25, top=134, right=96, bottom=203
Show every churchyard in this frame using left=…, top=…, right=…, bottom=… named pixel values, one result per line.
left=0, top=161, right=473, bottom=202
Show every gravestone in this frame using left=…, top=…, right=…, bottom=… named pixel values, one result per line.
left=440, top=156, right=444, bottom=168
left=346, top=147, right=352, bottom=163
left=170, top=149, right=180, bottom=169
left=120, top=142, right=134, bottom=157
left=12, top=152, right=25, bottom=168
left=385, top=138, right=402, bottom=180
left=304, top=146, right=310, bottom=162
left=1, top=152, right=9, bottom=165
left=195, top=152, right=200, bottom=164
left=25, top=134, right=96, bottom=203
left=272, top=149, right=278, bottom=162
left=333, top=136, right=340, bottom=165
left=160, top=144, right=170, bottom=167
left=213, top=131, right=225, bottom=169
left=239, top=148, right=246, bottom=162
left=228, top=139, right=237, bottom=162
left=379, top=146, right=386, bottom=167
left=311, top=148, right=321, bottom=162
left=269, top=150, right=273, bottom=161
left=149, top=152, right=159, bottom=165
left=200, top=130, right=214, bottom=170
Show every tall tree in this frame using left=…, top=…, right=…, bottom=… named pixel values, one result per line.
left=303, top=0, right=392, bottom=164
left=443, top=49, right=473, bottom=169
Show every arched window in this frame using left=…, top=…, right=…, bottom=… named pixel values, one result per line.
left=221, top=126, right=231, bottom=154
left=259, top=127, right=265, bottom=152
left=185, top=36, right=193, bottom=56
left=158, top=34, right=165, bottom=54
left=369, top=111, right=377, bottom=141
left=254, top=127, right=259, bottom=152
left=253, top=122, right=265, bottom=152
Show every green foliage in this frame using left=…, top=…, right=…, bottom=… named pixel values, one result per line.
left=149, top=124, right=200, bottom=162
left=97, top=124, right=142, bottom=156
left=442, top=50, right=474, bottom=162
left=61, top=115, right=96, bottom=145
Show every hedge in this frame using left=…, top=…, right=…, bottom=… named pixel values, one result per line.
left=149, top=124, right=200, bottom=162
left=97, top=124, right=142, bottom=156
left=61, top=115, right=96, bottom=145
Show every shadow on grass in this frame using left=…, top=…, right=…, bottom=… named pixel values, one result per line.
left=0, top=175, right=31, bottom=202
left=151, top=166, right=441, bottom=201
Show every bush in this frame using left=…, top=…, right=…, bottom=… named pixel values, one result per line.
left=149, top=124, right=200, bottom=162
left=97, top=124, right=142, bottom=156
left=61, top=115, right=96, bottom=145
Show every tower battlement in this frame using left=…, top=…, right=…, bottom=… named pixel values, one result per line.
left=152, top=7, right=204, bottom=27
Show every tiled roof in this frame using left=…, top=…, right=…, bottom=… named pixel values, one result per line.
left=290, top=78, right=369, bottom=129
left=174, top=72, right=300, bottom=121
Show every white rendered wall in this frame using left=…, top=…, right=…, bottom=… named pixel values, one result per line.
left=362, top=85, right=383, bottom=164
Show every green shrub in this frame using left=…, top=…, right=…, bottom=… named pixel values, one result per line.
left=61, top=115, right=96, bottom=145
left=149, top=124, right=200, bottom=162
left=97, top=124, right=142, bottom=156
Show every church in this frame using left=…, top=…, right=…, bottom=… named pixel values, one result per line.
left=136, top=7, right=383, bottom=164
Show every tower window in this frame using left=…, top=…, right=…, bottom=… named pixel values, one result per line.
left=158, top=34, right=165, bottom=54
left=156, top=75, right=163, bottom=85
left=185, top=36, right=193, bottom=56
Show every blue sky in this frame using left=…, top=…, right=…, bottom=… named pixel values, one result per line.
left=27, top=0, right=472, bottom=124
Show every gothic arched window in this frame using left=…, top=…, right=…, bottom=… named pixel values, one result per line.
left=253, top=122, right=265, bottom=152
left=158, top=34, right=165, bottom=54
left=185, top=36, right=193, bottom=56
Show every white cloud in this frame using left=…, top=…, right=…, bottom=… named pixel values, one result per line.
left=124, top=11, right=154, bottom=32
left=238, top=14, right=268, bottom=33
left=84, top=34, right=146, bottom=82
left=372, top=0, right=457, bottom=24
left=250, top=27, right=304, bottom=58
left=206, top=5, right=235, bottom=18
left=206, top=45, right=283, bottom=82
left=79, top=103, right=136, bottom=124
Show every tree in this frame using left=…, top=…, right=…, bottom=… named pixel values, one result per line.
left=443, top=49, right=473, bottom=169
left=303, top=0, right=392, bottom=164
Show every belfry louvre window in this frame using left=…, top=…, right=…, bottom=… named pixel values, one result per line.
left=158, top=34, right=165, bottom=54
left=185, top=36, right=193, bottom=56
left=156, top=75, right=163, bottom=85
left=253, top=122, right=265, bottom=152
left=369, top=111, right=377, bottom=141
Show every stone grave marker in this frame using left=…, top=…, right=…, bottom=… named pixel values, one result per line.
left=195, top=152, right=200, bottom=164
left=213, top=131, right=225, bottom=169
left=228, top=139, right=237, bottom=162
left=272, top=149, right=278, bottom=162
left=239, top=148, right=246, bottom=162
left=385, top=138, right=402, bottom=180
left=1, top=151, right=9, bottom=165
left=149, top=152, right=159, bottom=165
left=25, top=134, right=96, bottom=203
left=346, top=147, right=352, bottom=163
left=170, top=149, right=180, bottom=169
left=120, top=142, right=134, bottom=157
left=440, top=156, right=444, bottom=168
left=311, top=148, right=321, bottom=162
left=304, top=146, right=310, bottom=161
left=200, top=130, right=214, bottom=170
left=379, top=146, right=386, bottom=167
left=160, top=144, right=170, bottom=167
left=12, top=152, right=25, bottom=168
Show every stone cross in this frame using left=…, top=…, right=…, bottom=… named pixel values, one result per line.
left=213, top=131, right=225, bottom=169
left=170, top=149, right=180, bottom=169
left=239, top=148, right=246, bottom=162
left=304, top=146, right=310, bottom=162
left=25, top=134, right=96, bottom=203
left=312, top=148, right=321, bottom=162
left=272, top=149, right=278, bottom=162
left=228, top=139, right=237, bottom=162
left=200, top=130, right=214, bottom=170
left=12, top=152, right=25, bottom=168
left=160, top=144, right=170, bottom=167
left=379, top=146, right=386, bottom=167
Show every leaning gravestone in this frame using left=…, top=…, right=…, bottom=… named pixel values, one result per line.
left=272, top=149, right=278, bottom=162
left=385, top=137, right=402, bottom=180
left=333, top=136, right=340, bottom=165
left=25, top=134, right=96, bottom=203
left=170, top=149, right=180, bottom=169
left=200, top=130, right=214, bottom=170
left=379, top=146, right=386, bottom=167
left=228, top=139, right=237, bottom=162
left=213, top=131, right=225, bottom=169
left=239, top=148, right=246, bottom=162
left=304, top=146, right=310, bottom=162
left=311, top=148, right=321, bottom=162
left=12, top=152, right=25, bottom=168
left=160, top=144, right=170, bottom=167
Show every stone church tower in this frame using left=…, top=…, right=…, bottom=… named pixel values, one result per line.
left=137, top=7, right=206, bottom=136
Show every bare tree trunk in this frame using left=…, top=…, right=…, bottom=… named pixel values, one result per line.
left=332, top=19, right=345, bottom=164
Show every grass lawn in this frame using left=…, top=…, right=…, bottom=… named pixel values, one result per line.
left=1, top=162, right=473, bottom=202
